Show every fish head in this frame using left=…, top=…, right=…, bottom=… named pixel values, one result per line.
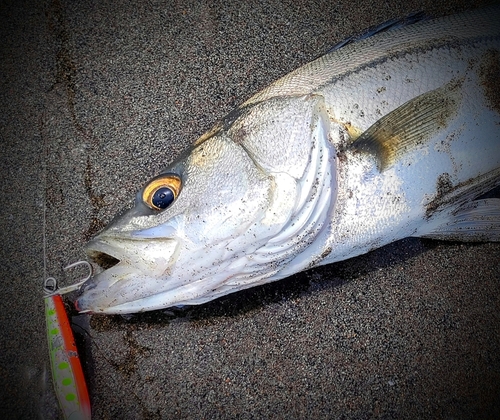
left=76, top=95, right=336, bottom=313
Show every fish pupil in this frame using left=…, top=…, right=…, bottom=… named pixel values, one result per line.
left=152, top=187, right=175, bottom=209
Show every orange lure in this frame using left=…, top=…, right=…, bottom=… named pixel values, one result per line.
left=44, top=262, right=92, bottom=420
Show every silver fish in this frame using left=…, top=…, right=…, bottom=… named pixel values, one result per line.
left=76, top=6, right=500, bottom=314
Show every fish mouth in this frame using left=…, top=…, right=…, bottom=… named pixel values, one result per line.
left=87, top=249, right=120, bottom=271
left=75, top=236, right=180, bottom=314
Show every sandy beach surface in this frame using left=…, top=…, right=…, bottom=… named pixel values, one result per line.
left=1, top=0, right=499, bottom=418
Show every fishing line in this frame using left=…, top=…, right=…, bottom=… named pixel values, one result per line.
left=41, top=113, right=93, bottom=294
left=42, top=114, right=48, bottom=285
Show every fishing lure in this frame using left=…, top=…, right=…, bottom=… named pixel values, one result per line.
left=44, top=261, right=92, bottom=420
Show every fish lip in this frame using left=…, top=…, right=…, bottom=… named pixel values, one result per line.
left=85, top=236, right=123, bottom=268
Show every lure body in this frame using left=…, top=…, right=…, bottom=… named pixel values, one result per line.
left=45, top=294, right=91, bottom=420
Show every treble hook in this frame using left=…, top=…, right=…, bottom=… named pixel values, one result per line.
left=43, top=261, right=93, bottom=296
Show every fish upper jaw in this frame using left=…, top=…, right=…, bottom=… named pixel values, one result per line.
left=88, top=232, right=179, bottom=277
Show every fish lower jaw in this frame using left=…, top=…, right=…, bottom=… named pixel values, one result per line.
left=74, top=268, right=230, bottom=314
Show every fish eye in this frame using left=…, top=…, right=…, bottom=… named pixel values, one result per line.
left=142, top=174, right=182, bottom=210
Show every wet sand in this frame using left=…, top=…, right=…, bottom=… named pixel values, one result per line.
left=1, top=0, right=499, bottom=418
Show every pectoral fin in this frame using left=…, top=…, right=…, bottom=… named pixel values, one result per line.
left=350, top=80, right=462, bottom=171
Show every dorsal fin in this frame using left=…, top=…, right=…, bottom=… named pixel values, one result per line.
left=327, top=12, right=428, bottom=53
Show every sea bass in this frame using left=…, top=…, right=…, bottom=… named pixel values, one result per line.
left=76, top=6, right=500, bottom=314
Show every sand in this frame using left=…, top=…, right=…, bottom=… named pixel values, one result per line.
left=1, top=0, right=499, bottom=418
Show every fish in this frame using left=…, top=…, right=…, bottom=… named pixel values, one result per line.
left=75, top=6, right=500, bottom=314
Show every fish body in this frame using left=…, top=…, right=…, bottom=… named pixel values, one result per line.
left=76, top=6, right=500, bottom=314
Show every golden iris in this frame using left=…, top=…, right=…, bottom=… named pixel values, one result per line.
left=142, top=174, right=182, bottom=210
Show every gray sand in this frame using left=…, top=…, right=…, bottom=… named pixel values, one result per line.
left=1, top=0, right=499, bottom=418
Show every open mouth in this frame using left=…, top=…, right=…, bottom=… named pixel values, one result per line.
left=74, top=237, right=135, bottom=312
left=74, top=235, right=182, bottom=313
left=87, top=249, right=120, bottom=270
